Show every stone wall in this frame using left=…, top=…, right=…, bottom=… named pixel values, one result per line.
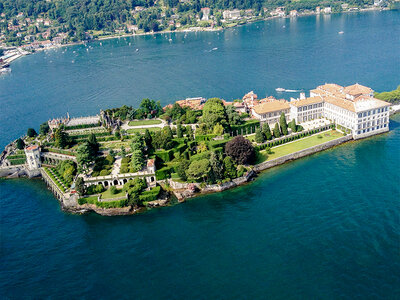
left=254, top=135, right=352, bottom=172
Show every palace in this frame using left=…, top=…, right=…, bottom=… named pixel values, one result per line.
left=251, top=83, right=391, bottom=139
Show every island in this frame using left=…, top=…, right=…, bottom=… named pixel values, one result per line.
left=0, top=83, right=396, bottom=216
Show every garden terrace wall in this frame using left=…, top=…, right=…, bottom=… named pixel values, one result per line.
left=254, top=135, right=352, bottom=172
left=231, top=120, right=260, bottom=136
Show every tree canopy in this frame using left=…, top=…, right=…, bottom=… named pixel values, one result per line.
left=225, top=135, right=255, bottom=165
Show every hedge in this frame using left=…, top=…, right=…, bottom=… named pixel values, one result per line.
left=65, top=123, right=100, bottom=130
left=231, top=120, right=260, bottom=136
left=207, top=139, right=229, bottom=150
left=155, top=150, right=174, bottom=163
left=78, top=197, right=128, bottom=208
left=140, top=186, right=161, bottom=202
left=9, top=158, right=26, bottom=165
left=43, top=148, right=76, bottom=156
left=155, top=166, right=174, bottom=180
left=70, top=131, right=110, bottom=139
left=195, top=134, right=217, bottom=142
left=121, top=157, right=130, bottom=164
left=175, top=143, right=187, bottom=154
left=190, top=151, right=211, bottom=162
left=7, top=154, right=26, bottom=159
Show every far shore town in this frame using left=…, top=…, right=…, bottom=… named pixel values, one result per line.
left=0, top=83, right=397, bottom=216
left=0, top=1, right=392, bottom=71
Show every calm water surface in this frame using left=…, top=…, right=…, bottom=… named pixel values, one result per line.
left=0, top=11, right=400, bottom=299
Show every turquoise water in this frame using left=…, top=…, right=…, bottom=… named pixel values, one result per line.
left=1, top=11, right=400, bottom=298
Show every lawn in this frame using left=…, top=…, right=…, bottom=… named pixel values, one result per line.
left=128, top=119, right=162, bottom=126
left=256, top=130, right=343, bottom=163
left=101, top=189, right=126, bottom=199
left=127, top=127, right=161, bottom=134
left=100, top=141, right=130, bottom=150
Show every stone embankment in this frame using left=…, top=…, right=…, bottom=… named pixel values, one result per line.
left=254, top=135, right=353, bottom=172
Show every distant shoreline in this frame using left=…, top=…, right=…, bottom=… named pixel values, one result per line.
left=8, top=7, right=390, bottom=64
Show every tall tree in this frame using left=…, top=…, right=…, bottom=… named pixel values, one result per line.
left=16, top=138, right=25, bottom=150
left=87, top=133, right=99, bottom=157
left=27, top=128, right=37, bottom=137
left=279, top=112, right=288, bottom=135
left=223, top=156, right=237, bottom=179
left=54, top=127, right=69, bottom=149
left=201, top=98, right=228, bottom=130
left=39, top=122, right=50, bottom=135
left=273, top=123, right=281, bottom=138
left=255, top=128, right=265, bottom=143
left=176, top=123, right=183, bottom=138
left=130, top=150, right=145, bottom=172
left=209, top=151, right=224, bottom=182
left=262, top=123, right=272, bottom=140
left=76, top=142, right=92, bottom=170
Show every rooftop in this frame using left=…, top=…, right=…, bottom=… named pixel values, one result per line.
left=253, top=100, right=290, bottom=114
left=26, top=145, right=39, bottom=151
left=290, top=96, right=323, bottom=107
left=344, top=83, right=373, bottom=96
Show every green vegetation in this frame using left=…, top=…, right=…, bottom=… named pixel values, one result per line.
left=127, top=127, right=161, bottom=134
left=128, top=119, right=162, bottom=126
left=375, top=85, right=400, bottom=104
left=27, top=128, right=37, bottom=138
left=256, top=130, right=342, bottom=163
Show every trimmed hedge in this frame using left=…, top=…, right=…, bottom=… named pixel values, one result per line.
left=155, top=166, right=174, bottom=180
left=9, top=158, right=26, bottom=165
left=195, top=134, right=217, bottom=141
left=208, top=139, right=229, bottom=150
left=78, top=196, right=128, bottom=208
left=140, top=186, right=161, bottom=202
left=7, top=154, right=26, bottom=159
left=155, top=150, right=174, bottom=163
left=65, top=123, right=100, bottom=130
left=231, top=120, right=260, bottom=136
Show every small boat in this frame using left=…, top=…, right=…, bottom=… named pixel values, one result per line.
left=212, top=47, right=218, bottom=51
left=0, top=68, right=11, bottom=74
left=338, top=31, right=344, bottom=34
left=169, top=38, right=172, bottom=42
left=275, top=88, right=285, bottom=92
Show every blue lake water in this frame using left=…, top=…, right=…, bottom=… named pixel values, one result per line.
left=1, top=11, right=400, bottom=299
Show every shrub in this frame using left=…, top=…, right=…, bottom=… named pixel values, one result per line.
left=155, top=166, right=174, bottom=180
left=100, top=169, right=110, bottom=176
left=110, top=186, right=118, bottom=194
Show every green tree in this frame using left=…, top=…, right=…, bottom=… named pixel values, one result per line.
left=279, top=112, right=288, bottom=135
left=54, top=127, right=69, bottom=149
left=273, top=123, right=281, bottom=138
left=176, top=159, right=190, bottom=181
left=226, top=105, right=242, bottom=126
left=209, top=151, right=224, bottom=182
left=186, top=159, right=210, bottom=182
left=213, top=123, right=224, bottom=135
left=176, top=123, right=183, bottom=138
left=76, top=142, right=93, bottom=169
left=186, top=126, right=194, bottom=140
left=223, top=156, right=237, bottom=179
left=130, top=133, right=145, bottom=152
left=27, top=128, right=37, bottom=137
left=130, top=150, right=145, bottom=172
left=201, top=98, right=228, bottom=130
left=39, top=122, right=50, bottom=135
left=87, top=133, right=99, bottom=157
left=75, top=177, right=85, bottom=195
left=16, top=138, right=25, bottom=150
left=255, top=128, right=265, bottom=143
left=262, top=123, right=272, bottom=140
left=144, top=129, right=153, bottom=150
left=289, top=119, right=297, bottom=133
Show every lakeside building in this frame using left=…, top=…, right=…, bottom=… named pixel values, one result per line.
left=25, top=145, right=41, bottom=170
left=252, top=83, right=391, bottom=139
left=223, top=9, right=241, bottom=20
left=252, top=100, right=291, bottom=125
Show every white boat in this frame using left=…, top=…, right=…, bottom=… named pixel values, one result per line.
left=275, top=88, right=285, bottom=92
left=338, top=31, right=344, bottom=34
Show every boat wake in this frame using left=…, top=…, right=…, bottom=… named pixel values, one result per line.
left=275, top=88, right=302, bottom=93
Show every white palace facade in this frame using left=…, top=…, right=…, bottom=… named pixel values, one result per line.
left=252, top=83, right=391, bottom=139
